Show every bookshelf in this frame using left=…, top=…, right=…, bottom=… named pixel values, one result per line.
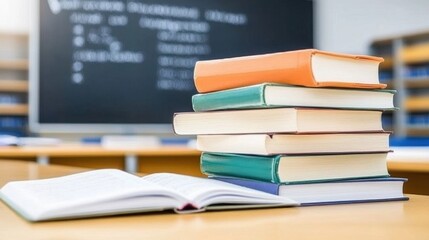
left=0, top=33, right=29, bottom=136
left=0, top=104, right=28, bottom=115
left=0, top=59, right=28, bottom=71
left=371, top=31, right=429, bottom=137
left=0, top=79, right=28, bottom=92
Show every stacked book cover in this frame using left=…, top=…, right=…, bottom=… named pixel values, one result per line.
left=174, top=49, right=408, bottom=206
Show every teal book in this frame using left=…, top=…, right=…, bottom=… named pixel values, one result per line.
left=201, top=152, right=390, bottom=184
left=192, top=83, right=396, bottom=112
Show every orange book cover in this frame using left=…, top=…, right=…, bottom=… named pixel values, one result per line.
left=194, top=49, right=386, bottom=93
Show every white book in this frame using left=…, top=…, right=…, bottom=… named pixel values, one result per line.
left=197, top=133, right=390, bottom=155
left=0, top=170, right=297, bottom=221
left=173, top=108, right=383, bottom=135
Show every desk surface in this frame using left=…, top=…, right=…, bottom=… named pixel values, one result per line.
left=0, top=145, right=428, bottom=171
left=0, top=160, right=428, bottom=240
left=388, top=147, right=429, bottom=172
left=0, top=144, right=200, bottom=157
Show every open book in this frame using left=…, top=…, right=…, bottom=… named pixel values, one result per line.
left=0, top=169, right=297, bottom=221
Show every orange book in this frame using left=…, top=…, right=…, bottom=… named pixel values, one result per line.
left=194, top=49, right=386, bottom=93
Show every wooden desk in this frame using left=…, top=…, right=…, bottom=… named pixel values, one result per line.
left=0, top=160, right=428, bottom=240
left=0, top=145, right=202, bottom=176
left=388, top=147, right=429, bottom=172
left=1, top=145, right=428, bottom=193
left=387, top=147, right=429, bottom=195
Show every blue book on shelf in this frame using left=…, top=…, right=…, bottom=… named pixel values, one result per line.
left=390, top=137, right=429, bottom=147
left=0, top=116, right=27, bottom=129
left=214, top=176, right=408, bottom=206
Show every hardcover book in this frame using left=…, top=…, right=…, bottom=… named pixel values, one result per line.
left=201, top=152, right=389, bottom=184
left=0, top=170, right=297, bottom=221
left=192, top=84, right=396, bottom=112
left=173, top=108, right=383, bottom=135
left=213, top=176, right=408, bottom=205
left=196, top=133, right=390, bottom=155
left=194, top=49, right=385, bottom=93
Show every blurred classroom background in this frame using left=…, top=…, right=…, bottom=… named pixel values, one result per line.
left=0, top=0, right=428, bottom=194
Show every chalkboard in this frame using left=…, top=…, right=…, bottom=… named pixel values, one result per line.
left=31, top=0, right=313, bottom=133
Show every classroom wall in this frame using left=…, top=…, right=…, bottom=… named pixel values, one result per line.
left=0, top=0, right=30, bottom=34
left=315, top=0, right=429, bottom=54
left=2, top=0, right=429, bottom=54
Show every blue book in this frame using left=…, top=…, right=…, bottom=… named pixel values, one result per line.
left=390, top=137, right=429, bottom=147
left=0, top=116, right=27, bottom=128
left=213, top=176, right=408, bottom=206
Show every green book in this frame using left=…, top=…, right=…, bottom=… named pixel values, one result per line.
left=192, top=83, right=396, bottom=112
left=201, top=152, right=390, bottom=184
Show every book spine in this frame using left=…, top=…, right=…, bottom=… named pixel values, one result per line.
left=0, top=116, right=27, bottom=128
left=0, top=93, right=26, bottom=104
left=194, top=50, right=314, bottom=93
left=0, top=130, right=26, bottom=137
left=192, top=84, right=267, bottom=111
left=201, top=152, right=281, bottom=183
left=213, top=176, right=281, bottom=195
left=407, top=113, right=429, bottom=127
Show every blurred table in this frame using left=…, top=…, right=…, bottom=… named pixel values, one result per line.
left=388, top=147, right=429, bottom=195
left=0, top=145, right=202, bottom=176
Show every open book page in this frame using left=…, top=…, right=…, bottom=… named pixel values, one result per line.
left=0, top=169, right=185, bottom=220
left=142, top=173, right=296, bottom=209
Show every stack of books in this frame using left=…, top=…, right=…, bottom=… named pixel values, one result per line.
left=174, top=49, right=408, bottom=206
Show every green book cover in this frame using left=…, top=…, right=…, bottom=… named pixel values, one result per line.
left=192, top=83, right=397, bottom=112
left=201, top=152, right=282, bottom=183
left=192, top=84, right=269, bottom=112
left=200, top=152, right=390, bottom=184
